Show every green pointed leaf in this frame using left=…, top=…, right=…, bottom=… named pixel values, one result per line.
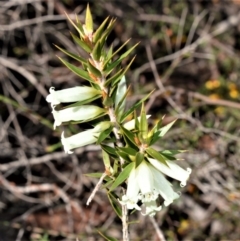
left=85, top=4, right=93, bottom=32
left=115, top=85, right=130, bottom=120
left=84, top=172, right=105, bottom=178
left=118, top=147, right=138, bottom=156
left=134, top=111, right=140, bottom=130
left=135, top=152, right=144, bottom=168
left=159, top=152, right=176, bottom=161
left=106, top=45, right=113, bottom=61
left=71, top=33, right=92, bottom=53
left=149, top=130, right=161, bottom=146
left=58, top=57, right=94, bottom=83
left=97, top=126, right=113, bottom=144
left=120, top=90, right=154, bottom=123
left=161, top=149, right=187, bottom=155
left=103, top=96, right=114, bottom=107
left=54, top=45, right=87, bottom=64
left=75, top=15, right=85, bottom=38
left=97, top=231, right=118, bottom=241
left=100, top=18, right=116, bottom=43
left=65, top=13, right=84, bottom=37
left=107, top=192, right=122, bottom=218
left=139, top=103, right=148, bottom=141
left=104, top=68, right=124, bottom=87
left=146, top=147, right=168, bottom=166
left=93, top=16, right=110, bottom=43
left=111, top=56, right=135, bottom=87
left=92, top=39, right=102, bottom=61
left=116, top=151, right=132, bottom=163
left=120, top=126, right=137, bottom=146
left=110, top=161, right=135, bottom=191
left=114, top=75, right=127, bottom=118
left=102, top=179, right=114, bottom=189
left=104, top=42, right=139, bottom=73
left=102, top=149, right=111, bottom=171
left=88, top=60, right=102, bottom=77
left=101, top=144, right=118, bottom=157
left=104, top=39, right=131, bottom=67
left=159, top=119, right=177, bottom=137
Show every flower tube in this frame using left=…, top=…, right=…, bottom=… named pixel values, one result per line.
left=46, top=86, right=101, bottom=106
left=61, top=121, right=111, bottom=154
left=52, top=105, right=106, bottom=129
left=148, top=158, right=191, bottom=187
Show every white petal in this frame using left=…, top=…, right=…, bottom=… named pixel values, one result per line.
left=126, top=167, right=140, bottom=198
left=120, top=195, right=141, bottom=210
left=136, top=161, right=154, bottom=195
left=148, top=158, right=191, bottom=187
left=46, top=86, right=101, bottom=106
left=61, top=129, right=98, bottom=154
left=142, top=200, right=162, bottom=216
left=52, top=105, right=105, bottom=129
left=149, top=164, right=180, bottom=206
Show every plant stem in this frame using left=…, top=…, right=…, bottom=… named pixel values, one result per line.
left=93, top=59, right=130, bottom=241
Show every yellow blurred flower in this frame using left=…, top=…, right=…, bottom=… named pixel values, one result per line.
left=227, top=82, right=237, bottom=90
left=229, top=89, right=239, bottom=99
left=214, top=106, right=225, bottom=116
left=209, top=94, right=220, bottom=100
left=205, top=79, right=221, bottom=90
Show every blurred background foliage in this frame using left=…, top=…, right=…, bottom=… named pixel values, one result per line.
left=0, top=0, right=240, bottom=240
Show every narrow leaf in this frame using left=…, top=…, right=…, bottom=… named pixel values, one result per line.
left=65, top=13, right=84, bottom=37
left=104, top=42, right=139, bottom=73
left=120, top=126, right=137, bottom=146
left=97, top=126, right=113, bottom=144
left=135, top=152, right=144, bottom=168
left=146, top=147, right=168, bottom=166
left=92, top=39, right=102, bottom=61
left=101, top=144, right=118, bottom=156
left=111, top=56, right=136, bottom=87
left=102, top=150, right=112, bottom=172
left=120, top=90, right=154, bottom=123
left=139, top=103, right=148, bottom=141
left=159, top=119, right=177, bottom=137
left=104, top=68, right=124, bottom=87
left=54, top=44, right=87, bottom=64
left=118, top=147, right=138, bottom=156
left=107, top=192, right=122, bottom=218
left=104, top=39, right=131, bottom=67
left=110, top=162, right=135, bottom=191
left=85, top=4, right=93, bottom=32
left=93, top=16, right=110, bottom=43
left=71, top=33, right=92, bottom=53
left=98, top=230, right=118, bottom=241
left=57, top=57, right=93, bottom=83
left=88, top=60, right=102, bottom=77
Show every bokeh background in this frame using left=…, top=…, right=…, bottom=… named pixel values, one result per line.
left=1, top=0, right=240, bottom=240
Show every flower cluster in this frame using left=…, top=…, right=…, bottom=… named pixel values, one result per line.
left=120, top=159, right=191, bottom=216
left=46, top=6, right=192, bottom=222
left=46, top=86, right=110, bottom=153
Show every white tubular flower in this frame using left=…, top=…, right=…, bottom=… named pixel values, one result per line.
left=120, top=167, right=141, bottom=211
left=61, top=121, right=111, bottom=154
left=52, top=105, right=105, bottom=129
left=148, top=158, right=191, bottom=187
left=46, top=86, right=101, bottom=106
left=121, top=160, right=179, bottom=216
